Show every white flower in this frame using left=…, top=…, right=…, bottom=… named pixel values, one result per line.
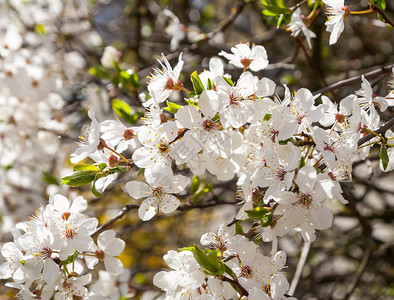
left=132, top=121, right=178, bottom=173
left=356, top=75, right=388, bottom=113
left=219, top=43, right=269, bottom=72
left=125, top=171, right=189, bottom=221
left=288, top=8, right=316, bottom=49
left=85, top=230, right=125, bottom=275
left=70, top=110, right=103, bottom=164
left=322, top=0, right=349, bottom=45
left=146, top=53, right=184, bottom=106
left=100, top=119, right=139, bottom=153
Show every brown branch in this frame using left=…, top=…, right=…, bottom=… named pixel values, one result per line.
left=91, top=199, right=238, bottom=237
left=313, top=64, right=394, bottom=96
left=357, top=117, right=394, bottom=146
left=222, top=276, right=249, bottom=297
left=91, top=204, right=139, bottom=237
left=373, top=5, right=394, bottom=28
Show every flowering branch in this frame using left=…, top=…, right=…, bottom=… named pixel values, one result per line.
left=313, top=64, right=394, bottom=96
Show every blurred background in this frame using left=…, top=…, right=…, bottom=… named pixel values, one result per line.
left=0, top=0, right=393, bottom=299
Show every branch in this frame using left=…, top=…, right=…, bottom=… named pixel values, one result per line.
left=357, top=117, right=394, bottom=146
left=288, top=242, right=311, bottom=296
left=343, top=244, right=372, bottom=300
left=373, top=5, right=394, bottom=28
left=222, top=276, right=249, bottom=297
left=313, top=64, right=394, bottom=96
left=91, top=204, right=139, bottom=237
left=91, top=199, right=238, bottom=237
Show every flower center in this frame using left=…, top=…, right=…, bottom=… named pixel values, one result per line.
left=151, top=186, right=164, bottom=197
left=276, top=169, right=286, bottom=181
left=240, top=265, right=253, bottom=278
left=95, top=249, right=106, bottom=261
left=157, top=142, right=169, bottom=153
left=202, top=119, right=215, bottom=131
left=298, top=193, right=313, bottom=207
left=240, top=58, right=252, bottom=69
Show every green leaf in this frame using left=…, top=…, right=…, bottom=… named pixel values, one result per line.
left=42, top=171, right=60, bottom=185
left=163, top=100, right=182, bottom=114
left=246, top=207, right=269, bottom=219
left=62, top=170, right=99, bottom=186
left=191, top=175, right=200, bottom=194
left=61, top=251, right=79, bottom=266
left=190, top=71, right=205, bottom=95
left=190, top=245, right=225, bottom=275
left=137, top=168, right=145, bottom=177
left=261, top=212, right=273, bottom=227
left=111, top=99, right=137, bottom=125
left=92, top=173, right=103, bottom=198
left=73, top=164, right=100, bottom=172
left=98, top=163, right=107, bottom=171
left=374, top=0, right=386, bottom=10
left=298, top=156, right=306, bottom=169
left=89, top=65, right=109, bottom=79
left=207, top=78, right=214, bottom=90
left=222, top=76, right=234, bottom=86
left=379, top=144, right=389, bottom=171
left=108, top=166, right=127, bottom=173
left=34, top=24, right=46, bottom=35
left=235, top=222, right=244, bottom=235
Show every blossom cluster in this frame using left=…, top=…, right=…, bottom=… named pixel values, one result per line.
left=152, top=224, right=296, bottom=300
left=53, top=42, right=392, bottom=298
left=0, top=194, right=125, bottom=299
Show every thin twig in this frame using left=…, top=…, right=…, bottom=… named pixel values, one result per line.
left=343, top=245, right=372, bottom=299
left=288, top=242, right=311, bottom=296
left=313, top=64, right=394, bottom=96
left=91, top=199, right=238, bottom=237
left=91, top=204, right=139, bottom=237
left=358, top=117, right=394, bottom=146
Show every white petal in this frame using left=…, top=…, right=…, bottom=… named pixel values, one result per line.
left=125, top=181, right=151, bottom=199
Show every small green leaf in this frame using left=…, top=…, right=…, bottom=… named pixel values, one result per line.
left=379, top=144, right=389, bottom=171
left=61, top=251, right=79, bottom=266
left=263, top=113, right=272, bottom=121
left=137, top=168, right=145, bottom=177
left=191, top=175, right=200, bottom=194
left=92, top=174, right=103, bottom=198
left=222, top=76, right=234, bottom=86
left=207, top=78, right=214, bottom=90
left=191, top=245, right=225, bottom=275
left=73, top=164, right=100, bottom=172
left=235, top=222, right=244, bottom=235
left=298, top=156, right=306, bottom=169
left=62, top=170, right=99, bottom=186
left=89, top=65, right=109, bottom=79
left=34, top=24, right=46, bottom=35
left=108, top=166, right=127, bottom=173
left=246, top=207, right=269, bottom=219
left=42, top=171, right=60, bottom=185
left=261, top=212, right=273, bottom=227
left=112, top=98, right=137, bottom=125
left=98, top=163, right=107, bottom=171
left=190, top=71, right=205, bottom=95
left=163, top=100, right=182, bottom=114
left=373, top=0, right=386, bottom=10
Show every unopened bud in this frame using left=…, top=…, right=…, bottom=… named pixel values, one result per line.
left=123, top=129, right=136, bottom=140
left=97, top=138, right=107, bottom=150
left=108, top=154, right=119, bottom=167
